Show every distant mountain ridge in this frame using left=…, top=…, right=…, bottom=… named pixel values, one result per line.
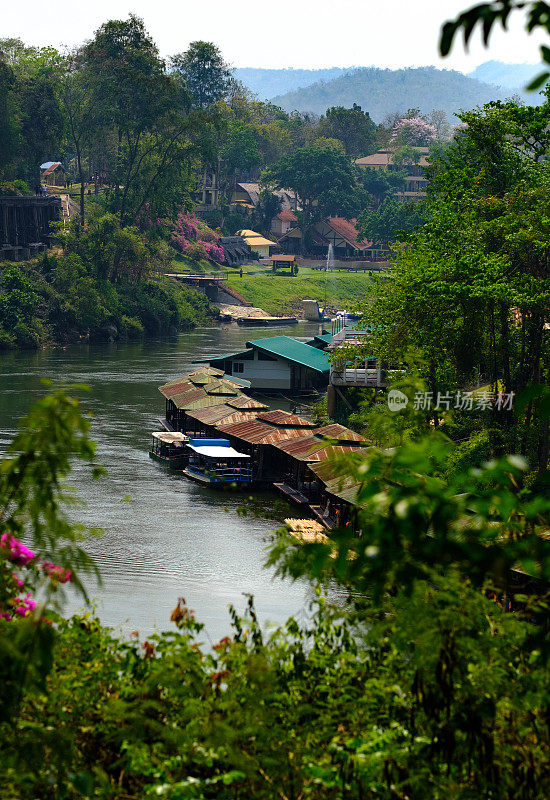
left=269, top=67, right=515, bottom=121
left=468, top=60, right=542, bottom=89
left=234, top=67, right=351, bottom=101
left=234, top=63, right=542, bottom=122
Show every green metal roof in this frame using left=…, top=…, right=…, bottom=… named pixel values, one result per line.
left=246, top=336, right=330, bottom=373
left=195, top=350, right=252, bottom=365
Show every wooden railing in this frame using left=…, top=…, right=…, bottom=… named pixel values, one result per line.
left=330, top=366, right=385, bottom=387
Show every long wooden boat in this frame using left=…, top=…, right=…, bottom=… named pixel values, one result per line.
left=182, top=438, right=253, bottom=488
left=236, top=316, right=298, bottom=327
left=149, top=431, right=189, bottom=469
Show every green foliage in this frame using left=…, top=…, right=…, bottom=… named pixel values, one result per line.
left=356, top=196, right=428, bottom=249
left=316, top=104, right=378, bottom=157
left=171, top=41, right=231, bottom=108
left=263, top=144, right=360, bottom=244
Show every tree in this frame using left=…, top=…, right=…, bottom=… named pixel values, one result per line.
left=59, top=50, right=97, bottom=221
left=16, top=75, right=64, bottom=185
left=0, top=58, right=18, bottom=178
left=317, top=104, right=378, bottom=157
left=171, top=41, right=231, bottom=108
left=391, top=116, right=437, bottom=147
left=263, top=144, right=358, bottom=249
left=81, top=16, right=196, bottom=225
left=256, top=189, right=283, bottom=231
left=356, top=165, right=407, bottom=207
left=356, top=196, right=427, bottom=249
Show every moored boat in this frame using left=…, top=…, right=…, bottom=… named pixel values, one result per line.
left=182, top=438, right=253, bottom=487
left=149, top=431, right=189, bottom=469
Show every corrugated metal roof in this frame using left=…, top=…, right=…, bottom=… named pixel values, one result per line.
left=188, top=368, right=225, bottom=385
left=196, top=350, right=252, bottom=365
left=204, top=380, right=242, bottom=396
left=159, top=380, right=196, bottom=399
left=309, top=459, right=364, bottom=503
left=273, top=437, right=367, bottom=462
left=271, top=435, right=325, bottom=459
left=316, top=424, right=366, bottom=442
left=218, top=420, right=313, bottom=445
left=246, top=336, right=330, bottom=373
left=257, top=410, right=317, bottom=428
left=187, top=405, right=260, bottom=426
left=183, top=395, right=243, bottom=411
left=227, top=396, right=269, bottom=410
left=168, top=388, right=206, bottom=407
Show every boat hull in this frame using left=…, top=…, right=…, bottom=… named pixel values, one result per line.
left=182, top=468, right=253, bottom=489
left=149, top=451, right=188, bottom=470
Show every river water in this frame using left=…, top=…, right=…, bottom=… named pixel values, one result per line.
left=0, top=321, right=324, bottom=641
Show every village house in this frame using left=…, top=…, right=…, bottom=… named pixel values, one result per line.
left=355, top=146, right=430, bottom=200
left=231, top=182, right=297, bottom=212
left=40, top=161, right=65, bottom=187
left=200, top=335, right=331, bottom=392
left=235, top=229, right=279, bottom=258
left=278, top=216, right=388, bottom=260
left=270, top=208, right=298, bottom=237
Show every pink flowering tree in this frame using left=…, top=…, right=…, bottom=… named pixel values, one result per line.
left=391, top=117, right=437, bottom=147
left=171, top=212, right=224, bottom=263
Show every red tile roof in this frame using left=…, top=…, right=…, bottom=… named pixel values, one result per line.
left=325, top=217, right=371, bottom=250
left=277, top=209, right=298, bottom=222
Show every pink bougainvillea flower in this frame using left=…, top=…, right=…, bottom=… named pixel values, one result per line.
left=1, top=533, right=36, bottom=567
left=42, top=561, right=73, bottom=584
left=12, top=574, right=24, bottom=589
left=14, top=594, right=37, bottom=617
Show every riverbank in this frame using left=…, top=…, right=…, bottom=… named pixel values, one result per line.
left=224, top=270, right=374, bottom=316
left=0, top=256, right=215, bottom=349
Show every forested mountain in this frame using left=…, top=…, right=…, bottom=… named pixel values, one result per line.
left=468, top=60, right=542, bottom=89
left=233, top=67, right=350, bottom=100
left=267, top=66, right=512, bottom=120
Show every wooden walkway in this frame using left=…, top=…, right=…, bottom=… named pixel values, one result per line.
left=273, top=482, right=309, bottom=506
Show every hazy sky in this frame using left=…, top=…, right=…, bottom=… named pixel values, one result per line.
left=2, top=0, right=543, bottom=71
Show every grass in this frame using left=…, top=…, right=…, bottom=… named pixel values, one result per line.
left=224, top=271, right=375, bottom=315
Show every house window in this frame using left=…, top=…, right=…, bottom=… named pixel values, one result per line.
left=233, top=362, right=245, bottom=373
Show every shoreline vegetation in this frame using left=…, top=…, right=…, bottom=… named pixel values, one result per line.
left=0, top=215, right=216, bottom=350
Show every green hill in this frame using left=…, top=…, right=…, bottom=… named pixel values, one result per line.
left=233, top=67, right=350, bottom=100
left=270, top=66, right=514, bottom=121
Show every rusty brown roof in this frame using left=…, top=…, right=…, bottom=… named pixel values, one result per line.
left=187, top=404, right=260, bottom=426
left=316, top=424, right=366, bottom=442
left=227, top=396, right=270, bottom=410
left=159, top=380, right=196, bottom=399
left=218, top=420, right=313, bottom=445
left=257, top=410, right=317, bottom=427
left=272, top=436, right=367, bottom=462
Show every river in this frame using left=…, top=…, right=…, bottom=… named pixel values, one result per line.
left=0, top=321, right=325, bottom=641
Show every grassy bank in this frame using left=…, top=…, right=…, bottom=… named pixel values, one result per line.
left=224, top=271, right=374, bottom=315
